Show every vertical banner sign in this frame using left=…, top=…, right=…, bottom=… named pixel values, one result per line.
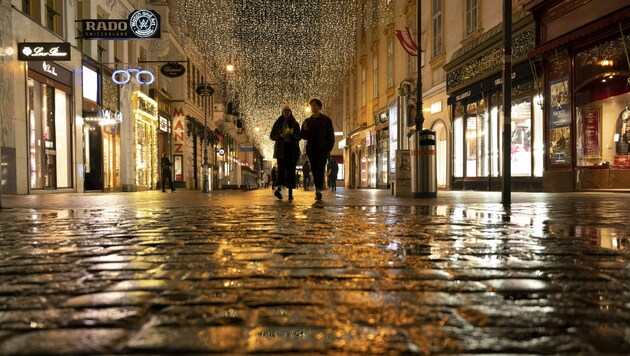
left=582, top=107, right=600, bottom=157
left=549, top=78, right=571, bottom=165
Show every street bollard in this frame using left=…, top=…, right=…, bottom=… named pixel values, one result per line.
left=411, top=129, right=437, bottom=198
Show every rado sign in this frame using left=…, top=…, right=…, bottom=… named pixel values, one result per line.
left=78, top=9, right=160, bottom=39
left=160, top=63, right=186, bottom=78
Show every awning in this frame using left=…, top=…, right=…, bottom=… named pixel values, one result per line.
left=528, top=7, right=630, bottom=59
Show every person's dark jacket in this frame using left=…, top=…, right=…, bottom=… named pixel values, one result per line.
left=301, top=114, right=335, bottom=159
left=270, top=115, right=301, bottom=161
left=161, top=156, right=172, bottom=173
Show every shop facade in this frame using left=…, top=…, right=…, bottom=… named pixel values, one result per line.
left=132, top=91, right=159, bottom=190
left=82, top=63, right=122, bottom=191
left=445, top=12, right=543, bottom=191
left=525, top=1, right=630, bottom=191
left=346, top=101, right=399, bottom=190
left=26, top=60, right=74, bottom=192
left=152, top=89, right=172, bottom=189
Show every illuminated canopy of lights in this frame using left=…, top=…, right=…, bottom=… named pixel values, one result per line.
left=175, top=0, right=389, bottom=159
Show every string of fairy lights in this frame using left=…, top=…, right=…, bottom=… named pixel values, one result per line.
left=175, top=0, right=391, bottom=159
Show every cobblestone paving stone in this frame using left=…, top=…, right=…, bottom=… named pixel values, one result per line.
left=0, top=189, right=629, bottom=354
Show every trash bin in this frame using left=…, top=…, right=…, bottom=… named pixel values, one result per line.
left=411, top=129, right=437, bottom=198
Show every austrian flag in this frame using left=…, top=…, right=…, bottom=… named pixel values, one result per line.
left=395, top=27, right=418, bottom=56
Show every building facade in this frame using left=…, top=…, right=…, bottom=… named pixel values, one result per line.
left=525, top=0, right=630, bottom=191
left=0, top=0, right=256, bottom=195
left=335, top=0, right=628, bottom=193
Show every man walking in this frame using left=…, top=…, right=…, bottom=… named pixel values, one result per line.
left=161, top=153, right=175, bottom=192
left=301, top=98, right=335, bottom=200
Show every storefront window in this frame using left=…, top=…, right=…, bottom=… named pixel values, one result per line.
left=576, top=92, right=630, bottom=167
left=477, top=110, right=489, bottom=177
left=511, top=100, right=532, bottom=176
left=377, top=129, right=389, bottom=186
left=28, top=78, right=72, bottom=189
left=454, top=116, right=464, bottom=177
left=490, top=106, right=500, bottom=176
left=133, top=91, right=158, bottom=189
left=533, top=94, right=544, bottom=176
left=575, top=35, right=630, bottom=168
left=465, top=115, right=477, bottom=177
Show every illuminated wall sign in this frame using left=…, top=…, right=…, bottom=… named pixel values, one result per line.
left=112, top=68, right=155, bottom=85
left=0, top=47, right=15, bottom=57
left=18, top=42, right=71, bottom=61
left=78, top=9, right=161, bottom=39
left=159, top=116, right=169, bottom=132
left=28, top=61, right=72, bottom=87
left=84, top=109, right=123, bottom=125
left=430, top=100, right=442, bottom=114
left=160, top=62, right=186, bottom=77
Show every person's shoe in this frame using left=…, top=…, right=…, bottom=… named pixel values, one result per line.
left=274, top=189, right=283, bottom=200
left=162, top=190, right=166, bottom=192
left=315, top=192, right=322, bottom=200
left=171, top=188, right=176, bottom=192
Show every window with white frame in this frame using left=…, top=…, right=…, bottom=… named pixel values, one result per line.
left=45, top=0, right=63, bottom=37
left=372, top=55, right=378, bottom=98
left=466, top=0, right=478, bottom=36
left=432, top=0, right=443, bottom=57
left=361, top=66, right=367, bottom=107
left=387, top=37, right=394, bottom=88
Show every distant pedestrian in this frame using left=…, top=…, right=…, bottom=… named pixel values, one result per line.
left=327, top=157, right=338, bottom=192
left=302, top=160, right=311, bottom=191
left=161, top=153, right=175, bottom=192
left=270, top=104, right=301, bottom=201
left=271, top=165, right=278, bottom=190
left=301, top=98, right=335, bottom=201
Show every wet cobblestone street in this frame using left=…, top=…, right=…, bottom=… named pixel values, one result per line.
left=0, top=188, right=629, bottom=354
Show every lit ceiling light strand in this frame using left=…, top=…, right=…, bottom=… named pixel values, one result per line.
left=175, top=0, right=389, bottom=159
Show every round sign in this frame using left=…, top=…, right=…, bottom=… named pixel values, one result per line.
left=129, top=10, right=159, bottom=38
left=160, top=62, right=185, bottom=78
left=217, top=148, right=225, bottom=156
left=196, top=84, right=214, bottom=96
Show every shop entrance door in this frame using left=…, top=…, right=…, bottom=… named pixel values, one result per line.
left=84, top=124, right=103, bottom=191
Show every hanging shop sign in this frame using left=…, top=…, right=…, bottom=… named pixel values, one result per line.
left=160, top=62, right=186, bottom=78
left=195, top=84, right=215, bottom=96
left=112, top=68, right=155, bottom=85
left=18, top=42, right=71, bottom=61
left=78, top=9, right=160, bottom=39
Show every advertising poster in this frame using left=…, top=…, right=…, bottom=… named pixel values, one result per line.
left=582, top=107, right=600, bottom=156
left=549, top=79, right=571, bottom=164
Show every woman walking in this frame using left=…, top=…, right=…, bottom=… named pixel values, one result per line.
left=270, top=105, right=301, bottom=200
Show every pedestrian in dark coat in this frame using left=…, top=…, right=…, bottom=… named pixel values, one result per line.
left=161, top=153, right=175, bottom=192
left=301, top=98, right=335, bottom=200
left=302, top=160, right=312, bottom=190
left=271, top=165, right=278, bottom=189
left=270, top=105, right=301, bottom=200
left=327, top=157, right=338, bottom=191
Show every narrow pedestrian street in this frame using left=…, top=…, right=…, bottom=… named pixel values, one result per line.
left=0, top=189, right=628, bottom=354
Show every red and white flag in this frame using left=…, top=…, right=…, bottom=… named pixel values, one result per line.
left=395, top=27, right=418, bottom=56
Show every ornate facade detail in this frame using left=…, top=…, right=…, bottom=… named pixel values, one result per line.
left=447, top=27, right=535, bottom=92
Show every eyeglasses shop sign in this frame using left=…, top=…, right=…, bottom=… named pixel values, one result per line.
left=18, top=42, right=71, bottom=61
left=78, top=10, right=160, bottom=39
